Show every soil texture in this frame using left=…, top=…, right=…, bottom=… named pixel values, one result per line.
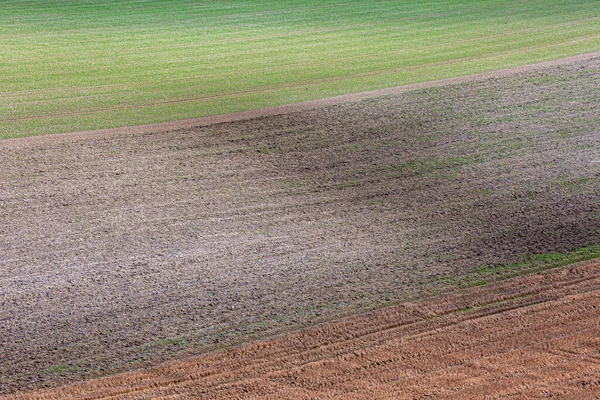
left=5, top=260, right=600, bottom=399
left=1, top=54, right=600, bottom=394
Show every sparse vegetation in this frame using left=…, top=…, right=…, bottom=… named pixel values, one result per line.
left=440, top=245, right=600, bottom=289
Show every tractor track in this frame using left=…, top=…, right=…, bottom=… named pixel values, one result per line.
left=5, top=260, right=600, bottom=399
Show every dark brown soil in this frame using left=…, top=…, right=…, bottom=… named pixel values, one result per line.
left=5, top=259, right=600, bottom=399
left=1, top=53, right=600, bottom=395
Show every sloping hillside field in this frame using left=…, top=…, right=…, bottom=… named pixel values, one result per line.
left=2, top=0, right=600, bottom=138
left=1, top=55, right=600, bottom=396
left=6, top=260, right=600, bottom=399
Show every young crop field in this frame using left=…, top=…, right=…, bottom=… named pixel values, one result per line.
left=2, top=0, right=600, bottom=138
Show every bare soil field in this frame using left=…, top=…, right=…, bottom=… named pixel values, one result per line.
left=1, top=54, right=600, bottom=395
left=5, top=259, right=600, bottom=399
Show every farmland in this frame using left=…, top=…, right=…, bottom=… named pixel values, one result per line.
left=2, top=0, right=600, bottom=138
left=2, top=0, right=600, bottom=397
left=1, top=53, right=600, bottom=396
left=7, top=259, right=600, bottom=399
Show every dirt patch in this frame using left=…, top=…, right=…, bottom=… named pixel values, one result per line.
left=5, top=259, right=600, bottom=399
left=1, top=55, right=600, bottom=394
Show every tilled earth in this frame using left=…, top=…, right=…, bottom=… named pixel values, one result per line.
left=6, top=259, right=600, bottom=399
left=1, top=55, right=600, bottom=394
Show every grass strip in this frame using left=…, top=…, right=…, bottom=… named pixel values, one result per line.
left=443, top=245, right=600, bottom=289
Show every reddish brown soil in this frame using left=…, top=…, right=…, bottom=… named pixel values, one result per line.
left=1, top=53, right=600, bottom=395
left=5, top=260, right=600, bottom=399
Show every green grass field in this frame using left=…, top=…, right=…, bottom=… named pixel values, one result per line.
left=2, top=0, right=600, bottom=139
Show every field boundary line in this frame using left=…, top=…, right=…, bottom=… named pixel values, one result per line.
left=2, top=49, right=600, bottom=149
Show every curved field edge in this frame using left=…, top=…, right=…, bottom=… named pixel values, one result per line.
left=2, top=50, right=599, bottom=150
left=5, top=258, right=600, bottom=399
left=1, top=53, right=600, bottom=394
left=2, top=0, right=600, bottom=138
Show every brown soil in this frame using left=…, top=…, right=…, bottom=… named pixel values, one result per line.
left=5, top=259, right=600, bottom=399
left=1, top=53, right=600, bottom=395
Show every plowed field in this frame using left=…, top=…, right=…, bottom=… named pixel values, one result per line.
left=1, top=54, right=600, bottom=396
left=6, top=260, right=600, bottom=399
